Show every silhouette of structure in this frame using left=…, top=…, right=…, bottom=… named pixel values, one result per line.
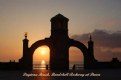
left=0, top=14, right=121, bottom=70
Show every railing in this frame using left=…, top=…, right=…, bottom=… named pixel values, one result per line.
left=33, top=64, right=49, bottom=69
left=33, top=64, right=83, bottom=70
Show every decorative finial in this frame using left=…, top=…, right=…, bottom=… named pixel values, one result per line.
left=24, top=32, right=28, bottom=39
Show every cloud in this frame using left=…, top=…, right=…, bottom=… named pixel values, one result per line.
left=71, top=29, right=121, bottom=61
left=93, top=30, right=121, bottom=48
left=71, top=29, right=121, bottom=48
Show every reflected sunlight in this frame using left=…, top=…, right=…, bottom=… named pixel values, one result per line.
left=41, top=60, right=46, bottom=65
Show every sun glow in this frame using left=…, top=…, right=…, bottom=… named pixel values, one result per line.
left=40, top=47, right=47, bottom=55
left=38, top=46, right=49, bottom=55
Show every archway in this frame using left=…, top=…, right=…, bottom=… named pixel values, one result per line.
left=33, top=45, right=50, bottom=69
left=69, top=47, right=84, bottom=70
left=69, top=39, right=90, bottom=69
left=26, top=39, right=51, bottom=70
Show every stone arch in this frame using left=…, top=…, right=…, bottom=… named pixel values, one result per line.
left=33, top=45, right=50, bottom=69
left=69, top=39, right=88, bottom=56
left=28, top=38, right=51, bottom=69
left=69, top=39, right=90, bottom=68
left=29, top=39, right=51, bottom=56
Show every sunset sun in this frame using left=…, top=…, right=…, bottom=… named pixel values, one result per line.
left=37, top=46, right=50, bottom=56
left=40, top=47, right=46, bottom=55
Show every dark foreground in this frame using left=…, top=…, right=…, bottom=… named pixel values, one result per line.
left=0, top=69, right=121, bottom=80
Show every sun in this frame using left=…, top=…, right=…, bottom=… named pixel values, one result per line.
left=39, top=46, right=49, bottom=55
left=40, top=48, right=46, bottom=55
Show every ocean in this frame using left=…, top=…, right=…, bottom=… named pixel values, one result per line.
left=33, top=61, right=83, bottom=69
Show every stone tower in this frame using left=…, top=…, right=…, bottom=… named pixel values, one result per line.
left=23, top=32, right=29, bottom=58
left=50, top=14, right=69, bottom=70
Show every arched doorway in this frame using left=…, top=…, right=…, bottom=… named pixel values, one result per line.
left=25, top=39, right=51, bottom=70
left=69, top=39, right=91, bottom=69
left=69, top=47, right=84, bottom=70
left=33, top=45, right=50, bottom=69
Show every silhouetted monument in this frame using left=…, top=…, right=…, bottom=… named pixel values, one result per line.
left=19, top=14, right=97, bottom=70
left=0, top=14, right=121, bottom=70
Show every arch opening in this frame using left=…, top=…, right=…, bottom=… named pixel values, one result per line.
left=33, top=45, right=50, bottom=69
left=69, top=46, right=84, bottom=70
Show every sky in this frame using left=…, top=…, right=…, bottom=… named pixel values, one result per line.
left=0, top=0, right=121, bottom=63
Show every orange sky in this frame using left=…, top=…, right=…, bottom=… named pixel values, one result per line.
left=0, top=0, right=121, bottom=63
